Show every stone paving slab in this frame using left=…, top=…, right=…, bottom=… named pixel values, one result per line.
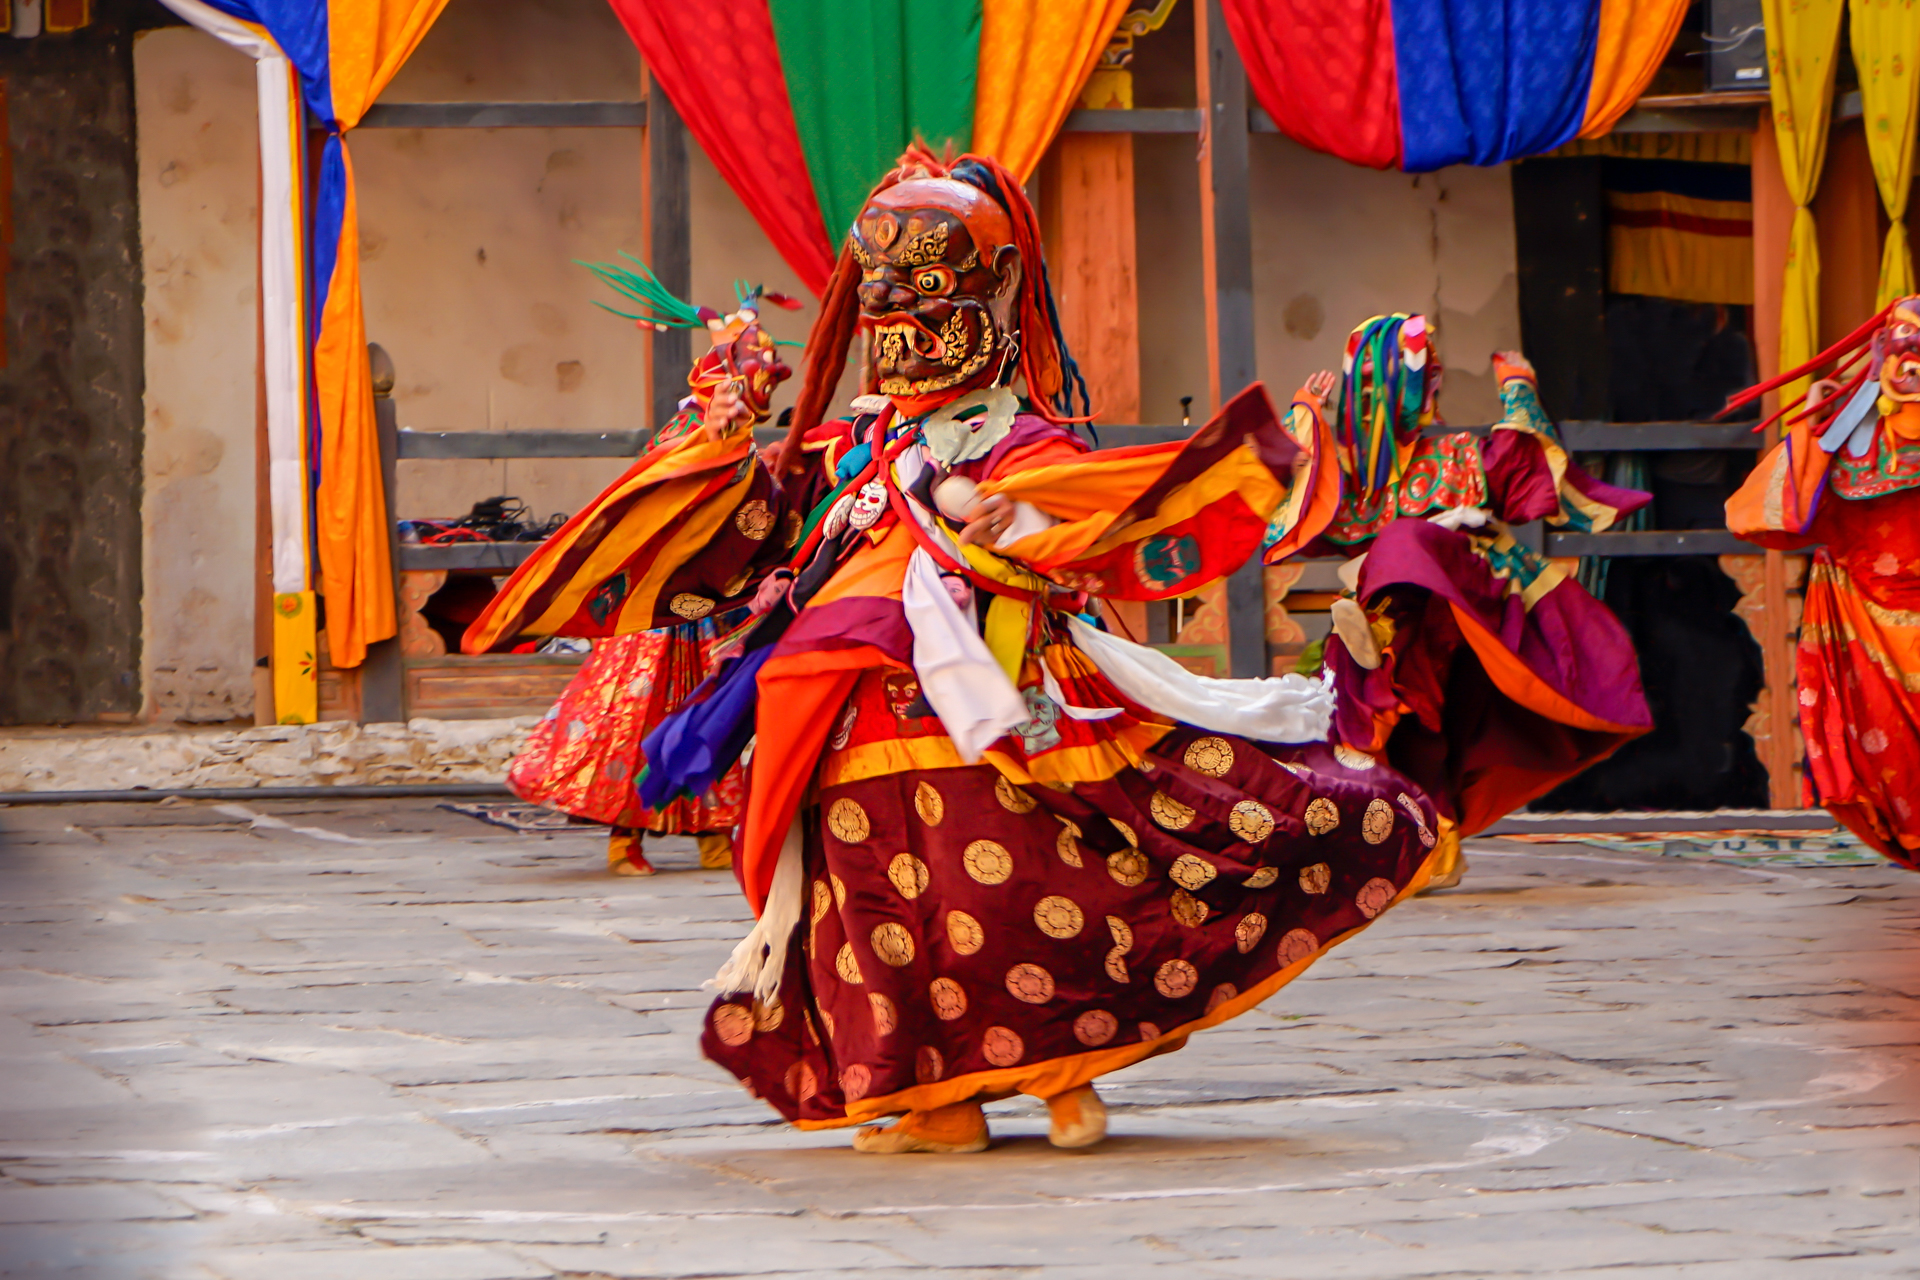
left=3, top=797, right=1919, bottom=1277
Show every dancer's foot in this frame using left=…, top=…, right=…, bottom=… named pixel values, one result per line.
left=852, top=1101, right=989, bottom=1154
left=1330, top=598, right=1383, bottom=670
left=607, top=830, right=655, bottom=877
left=696, top=832, right=734, bottom=870
left=1417, top=827, right=1466, bottom=893
left=1045, top=1084, right=1108, bottom=1149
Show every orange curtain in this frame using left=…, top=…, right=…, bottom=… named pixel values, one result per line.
left=972, top=0, right=1130, bottom=181
left=1576, top=0, right=1690, bottom=138
left=311, top=0, right=450, bottom=667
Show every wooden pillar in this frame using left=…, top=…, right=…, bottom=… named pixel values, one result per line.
left=1039, top=133, right=1142, bottom=424
left=642, top=72, right=691, bottom=434
left=1813, top=119, right=1881, bottom=344
left=1195, top=0, right=1264, bottom=679
left=359, top=344, right=405, bottom=723
left=1750, top=121, right=1803, bottom=808
left=253, top=150, right=274, bottom=725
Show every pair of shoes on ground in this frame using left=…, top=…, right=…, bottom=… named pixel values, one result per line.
left=607, top=831, right=734, bottom=877
left=851, top=1085, right=1107, bottom=1154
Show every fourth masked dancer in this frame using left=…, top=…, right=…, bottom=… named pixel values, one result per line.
left=465, top=149, right=1445, bottom=1154
left=1724, top=297, right=1920, bottom=867
left=498, top=271, right=799, bottom=877
left=1285, top=316, right=1655, bottom=888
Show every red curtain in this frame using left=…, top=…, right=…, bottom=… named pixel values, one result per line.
left=1220, top=0, right=1402, bottom=171
left=607, top=0, right=836, bottom=296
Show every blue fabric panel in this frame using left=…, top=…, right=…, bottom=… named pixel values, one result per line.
left=1390, top=0, right=1600, bottom=171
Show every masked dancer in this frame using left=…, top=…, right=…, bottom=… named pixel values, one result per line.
left=1285, top=318, right=1653, bottom=888
left=466, top=150, right=1447, bottom=1154
left=1724, top=296, right=1920, bottom=867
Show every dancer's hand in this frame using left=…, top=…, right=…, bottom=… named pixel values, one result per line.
left=703, top=383, right=752, bottom=441
left=1303, top=369, right=1336, bottom=403
left=959, top=494, right=1014, bottom=546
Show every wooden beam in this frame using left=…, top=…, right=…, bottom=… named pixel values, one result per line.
left=398, top=429, right=648, bottom=459
left=1546, top=530, right=1754, bottom=557
left=1040, top=134, right=1142, bottom=424
left=643, top=76, right=691, bottom=435
left=1195, top=0, right=1264, bottom=679
left=1750, top=119, right=1802, bottom=810
left=357, top=101, right=646, bottom=129
left=1064, top=108, right=1202, bottom=133
left=1813, top=119, right=1881, bottom=345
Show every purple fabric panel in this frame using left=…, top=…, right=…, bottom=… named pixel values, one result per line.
left=965, top=414, right=1090, bottom=481
left=1356, top=518, right=1651, bottom=730
left=1479, top=430, right=1561, bottom=524
left=1561, top=460, right=1653, bottom=520
left=774, top=595, right=913, bottom=664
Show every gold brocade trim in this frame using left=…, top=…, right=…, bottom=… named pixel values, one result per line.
left=819, top=724, right=1171, bottom=789
left=1803, top=560, right=1920, bottom=692
left=794, top=839, right=1445, bottom=1129
left=822, top=735, right=967, bottom=787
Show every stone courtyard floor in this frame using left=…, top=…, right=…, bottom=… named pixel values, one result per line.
left=3, top=796, right=1919, bottom=1278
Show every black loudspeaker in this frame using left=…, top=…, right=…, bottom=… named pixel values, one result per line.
left=1707, top=0, right=1768, bottom=91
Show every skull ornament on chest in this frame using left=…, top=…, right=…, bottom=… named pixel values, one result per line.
left=847, top=480, right=888, bottom=531
left=853, top=177, right=1022, bottom=400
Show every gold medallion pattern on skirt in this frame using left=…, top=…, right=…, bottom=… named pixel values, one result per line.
left=913, top=781, right=945, bottom=826
left=1170, top=888, right=1210, bottom=927
left=1183, top=736, right=1235, bottom=777
left=734, top=498, right=774, bottom=540
left=870, top=922, right=915, bottom=967
left=786, top=1060, right=818, bottom=1102
left=810, top=880, right=832, bottom=923
left=887, top=853, right=930, bottom=899
left=995, top=774, right=1038, bottom=814
left=834, top=942, right=864, bottom=984
left=946, top=910, right=985, bottom=955
left=1074, top=1009, right=1119, bottom=1045
left=1107, top=915, right=1135, bottom=950
left=982, top=1025, right=1025, bottom=1066
left=1104, top=948, right=1130, bottom=982
left=831, top=873, right=847, bottom=909
left=1106, top=847, right=1150, bottom=887
left=827, top=798, right=871, bottom=844
left=820, top=1008, right=836, bottom=1039
left=1150, top=790, right=1196, bottom=831
left=1055, top=820, right=1084, bottom=868
left=1244, top=866, right=1280, bottom=889
left=869, top=992, right=897, bottom=1035
left=752, top=999, right=784, bottom=1032
left=1033, top=895, right=1085, bottom=939
left=784, top=510, right=804, bottom=548
left=712, top=1003, right=753, bottom=1047
left=1397, top=792, right=1436, bottom=847
left=1304, top=797, right=1340, bottom=835
left=1229, top=800, right=1275, bottom=843
left=1155, top=958, right=1199, bottom=998
left=1207, top=982, right=1238, bottom=1013
left=963, top=839, right=1014, bottom=885
left=1298, top=862, right=1331, bottom=894
left=668, top=592, right=715, bottom=620
left=1138, top=1021, right=1162, bottom=1042
left=1361, top=797, right=1396, bottom=844
left=1112, top=819, right=1139, bottom=846
left=1334, top=743, right=1377, bottom=770
left=916, top=1044, right=944, bottom=1082
left=1235, top=912, right=1268, bottom=954
left=841, top=1062, right=871, bottom=1102
left=1170, top=853, right=1218, bottom=890
left=1005, top=962, right=1055, bottom=1003
left=1355, top=876, right=1397, bottom=918
left=1277, top=927, right=1319, bottom=967
left=929, top=977, right=968, bottom=1020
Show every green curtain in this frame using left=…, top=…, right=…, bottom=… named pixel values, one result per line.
left=768, top=0, right=983, bottom=244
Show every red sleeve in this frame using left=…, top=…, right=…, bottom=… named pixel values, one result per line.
left=1480, top=430, right=1560, bottom=524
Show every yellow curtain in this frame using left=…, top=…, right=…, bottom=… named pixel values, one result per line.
left=972, top=0, right=1130, bottom=182
left=1851, top=0, right=1920, bottom=305
left=1576, top=0, right=1691, bottom=139
left=312, top=0, right=450, bottom=668
left=1761, top=0, right=1845, bottom=402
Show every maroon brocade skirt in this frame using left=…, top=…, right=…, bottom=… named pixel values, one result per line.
left=701, top=729, right=1440, bottom=1127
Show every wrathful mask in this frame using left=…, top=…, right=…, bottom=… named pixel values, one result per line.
left=1880, top=298, right=1920, bottom=405
left=687, top=308, right=794, bottom=424
left=852, top=176, right=1021, bottom=400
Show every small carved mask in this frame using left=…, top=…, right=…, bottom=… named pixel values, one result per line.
left=1880, top=299, right=1920, bottom=404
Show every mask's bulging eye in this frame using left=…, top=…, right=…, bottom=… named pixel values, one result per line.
left=914, top=266, right=955, bottom=297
